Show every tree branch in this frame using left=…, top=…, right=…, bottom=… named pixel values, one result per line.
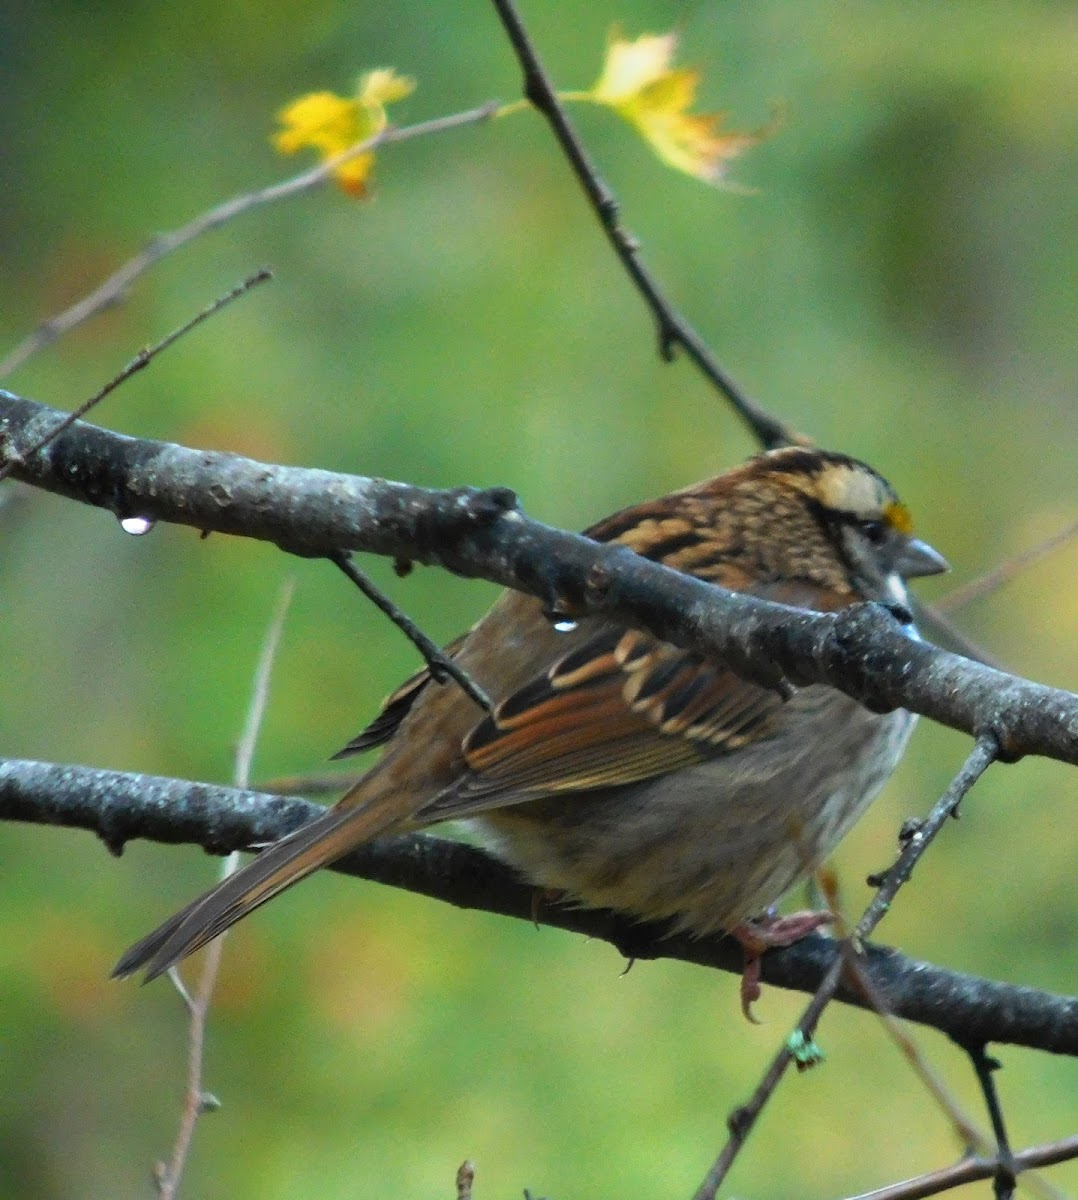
left=1, top=759, right=1075, bottom=1056
left=2, top=390, right=1075, bottom=765
left=843, top=1135, right=1078, bottom=1200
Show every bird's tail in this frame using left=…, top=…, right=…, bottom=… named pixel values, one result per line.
left=112, top=791, right=402, bottom=983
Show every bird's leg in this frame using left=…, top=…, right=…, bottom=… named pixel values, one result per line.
left=732, top=910, right=834, bottom=1021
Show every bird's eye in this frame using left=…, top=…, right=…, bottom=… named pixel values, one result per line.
left=861, top=519, right=888, bottom=544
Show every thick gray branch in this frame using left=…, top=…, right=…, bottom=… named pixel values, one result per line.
left=2, top=390, right=1075, bottom=764
left=1, top=759, right=1075, bottom=1056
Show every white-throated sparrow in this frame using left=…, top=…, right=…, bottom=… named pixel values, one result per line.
left=115, top=447, right=947, bottom=993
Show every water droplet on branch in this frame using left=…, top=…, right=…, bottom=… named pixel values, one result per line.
left=119, top=515, right=155, bottom=536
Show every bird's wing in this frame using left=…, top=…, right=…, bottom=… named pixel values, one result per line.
left=415, top=625, right=783, bottom=821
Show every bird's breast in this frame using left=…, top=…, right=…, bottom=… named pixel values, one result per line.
left=475, top=689, right=915, bottom=935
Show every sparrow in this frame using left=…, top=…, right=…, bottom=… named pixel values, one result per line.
left=114, top=447, right=947, bottom=998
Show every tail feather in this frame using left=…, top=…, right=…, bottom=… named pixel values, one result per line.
left=113, top=797, right=401, bottom=983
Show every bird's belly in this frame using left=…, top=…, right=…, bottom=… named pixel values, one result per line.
left=475, top=691, right=915, bottom=935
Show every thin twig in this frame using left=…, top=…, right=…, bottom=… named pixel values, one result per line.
left=0, top=105, right=497, bottom=379
left=842, top=951, right=981, bottom=1145
left=857, top=734, right=998, bottom=939
left=0, top=270, right=272, bottom=486
left=486, top=0, right=796, bottom=451
left=963, top=1043, right=1018, bottom=1200
left=817, top=865, right=1063, bottom=1200
left=840, top=953, right=1067, bottom=1200
left=936, top=519, right=1078, bottom=613
left=155, top=946, right=225, bottom=1199
left=843, top=1135, right=1078, bottom=1200
left=690, top=956, right=844, bottom=1200
left=690, top=735, right=1001, bottom=1200
left=155, top=581, right=294, bottom=1199
left=331, top=551, right=492, bottom=713
left=234, top=581, right=296, bottom=790
left=814, top=875, right=987, bottom=1181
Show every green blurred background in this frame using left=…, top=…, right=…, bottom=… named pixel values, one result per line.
left=1, top=1, right=1075, bottom=1197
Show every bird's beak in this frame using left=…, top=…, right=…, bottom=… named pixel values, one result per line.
left=895, top=537, right=949, bottom=579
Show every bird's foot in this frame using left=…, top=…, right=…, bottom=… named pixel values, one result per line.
left=732, top=910, right=834, bottom=1022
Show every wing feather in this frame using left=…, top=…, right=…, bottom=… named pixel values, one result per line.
left=417, top=628, right=782, bottom=821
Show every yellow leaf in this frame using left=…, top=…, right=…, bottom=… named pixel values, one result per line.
left=590, top=32, right=764, bottom=185
left=273, top=69, right=415, bottom=198
left=592, top=32, right=680, bottom=105
left=358, top=67, right=416, bottom=111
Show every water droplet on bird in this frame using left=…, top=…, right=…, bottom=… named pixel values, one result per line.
left=553, top=619, right=578, bottom=633
left=119, top=515, right=155, bottom=536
